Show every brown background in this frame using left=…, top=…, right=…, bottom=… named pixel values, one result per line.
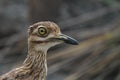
left=0, top=0, right=120, bottom=80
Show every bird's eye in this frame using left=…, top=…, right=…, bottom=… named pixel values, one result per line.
left=38, top=27, right=47, bottom=36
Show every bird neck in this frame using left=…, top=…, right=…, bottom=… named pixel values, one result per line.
left=23, top=43, right=47, bottom=80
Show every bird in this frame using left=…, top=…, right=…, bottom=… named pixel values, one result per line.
left=0, top=21, right=78, bottom=80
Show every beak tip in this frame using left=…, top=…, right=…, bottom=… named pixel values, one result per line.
left=70, top=40, right=79, bottom=45
left=74, top=42, right=79, bottom=45
left=64, top=38, right=79, bottom=45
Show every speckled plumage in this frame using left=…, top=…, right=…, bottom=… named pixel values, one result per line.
left=0, top=21, right=61, bottom=80
left=0, top=21, right=78, bottom=80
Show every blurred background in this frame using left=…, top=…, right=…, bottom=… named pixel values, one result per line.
left=0, top=0, right=120, bottom=80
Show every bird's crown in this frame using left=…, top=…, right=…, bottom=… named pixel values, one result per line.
left=28, top=21, right=61, bottom=37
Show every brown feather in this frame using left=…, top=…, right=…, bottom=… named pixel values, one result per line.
left=0, top=21, right=61, bottom=80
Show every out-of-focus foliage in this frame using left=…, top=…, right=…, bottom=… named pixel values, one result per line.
left=103, top=0, right=120, bottom=8
left=0, top=0, right=120, bottom=80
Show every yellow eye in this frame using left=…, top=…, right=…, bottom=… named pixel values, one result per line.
left=38, top=27, right=47, bottom=36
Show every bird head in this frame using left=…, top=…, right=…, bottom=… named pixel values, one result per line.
left=28, top=21, right=79, bottom=51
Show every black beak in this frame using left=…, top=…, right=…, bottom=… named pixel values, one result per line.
left=54, top=34, right=79, bottom=45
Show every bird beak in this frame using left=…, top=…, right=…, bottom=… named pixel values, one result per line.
left=54, top=34, right=79, bottom=45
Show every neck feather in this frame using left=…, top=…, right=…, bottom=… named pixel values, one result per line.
left=23, top=42, right=47, bottom=80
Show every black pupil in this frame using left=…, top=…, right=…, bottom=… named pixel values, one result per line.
left=41, top=29, right=44, bottom=32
